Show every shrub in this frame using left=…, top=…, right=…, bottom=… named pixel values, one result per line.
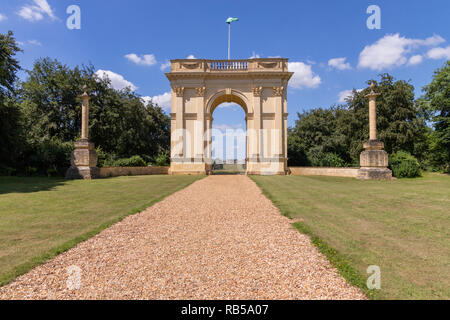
left=322, top=153, right=346, bottom=167
left=25, top=138, right=73, bottom=176
left=101, top=153, right=118, bottom=167
left=25, top=166, right=38, bottom=176
left=112, top=155, right=146, bottom=167
left=390, top=151, right=421, bottom=178
left=153, top=152, right=169, bottom=166
left=0, top=165, right=16, bottom=176
left=46, top=167, right=58, bottom=177
left=307, top=149, right=346, bottom=167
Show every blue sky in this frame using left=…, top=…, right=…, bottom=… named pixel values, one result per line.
left=1, top=0, right=449, bottom=159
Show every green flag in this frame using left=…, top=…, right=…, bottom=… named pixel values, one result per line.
left=226, top=17, right=239, bottom=24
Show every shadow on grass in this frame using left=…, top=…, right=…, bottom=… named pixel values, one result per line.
left=0, top=176, right=66, bottom=195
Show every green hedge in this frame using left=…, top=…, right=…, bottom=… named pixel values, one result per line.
left=110, top=155, right=146, bottom=167
left=307, top=150, right=346, bottom=167
left=390, top=151, right=421, bottom=178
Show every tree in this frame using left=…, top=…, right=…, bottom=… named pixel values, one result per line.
left=0, top=31, right=23, bottom=171
left=0, top=31, right=21, bottom=96
left=19, top=57, right=170, bottom=174
left=287, top=107, right=349, bottom=166
left=421, top=61, right=450, bottom=172
left=346, top=74, right=427, bottom=162
left=288, top=74, right=428, bottom=167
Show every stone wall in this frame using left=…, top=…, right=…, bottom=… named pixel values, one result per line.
left=99, top=166, right=169, bottom=178
left=289, top=167, right=360, bottom=178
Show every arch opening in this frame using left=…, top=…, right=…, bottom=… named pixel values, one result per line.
left=211, top=101, right=247, bottom=175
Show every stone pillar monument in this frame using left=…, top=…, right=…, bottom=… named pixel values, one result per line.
left=65, top=85, right=99, bottom=179
left=357, top=82, right=392, bottom=180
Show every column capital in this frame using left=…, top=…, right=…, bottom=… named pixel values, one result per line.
left=173, top=86, right=185, bottom=97
left=252, top=86, right=262, bottom=97
left=273, top=86, right=284, bottom=97
left=195, top=86, right=206, bottom=97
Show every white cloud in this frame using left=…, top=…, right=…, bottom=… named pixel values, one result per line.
left=419, top=35, right=446, bottom=46
left=18, top=0, right=56, bottom=21
left=358, top=33, right=446, bottom=70
left=288, top=62, right=321, bottom=89
left=160, top=60, right=171, bottom=71
left=328, top=57, right=351, bottom=70
left=95, top=70, right=137, bottom=91
left=427, top=46, right=450, bottom=60
left=249, top=52, right=260, bottom=59
left=28, top=39, right=42, bottom=46
left=408, top=55, right=423, bottom=66
left=142, top=92, right=171, bottom=111
left=0, top=13, right=7, bottom=21
left=125, top=53, right=157, bottom=66
left=186, top=54, right=196, bottom=59
left=338, top=89, right=363, bottom=103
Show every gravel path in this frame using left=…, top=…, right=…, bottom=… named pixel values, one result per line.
left=0, top=175, right=365, bottom=300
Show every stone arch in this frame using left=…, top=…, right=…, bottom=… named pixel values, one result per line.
left=205, top=89, right=251, bottom=116
left=165, top=58, right=293, bottom=175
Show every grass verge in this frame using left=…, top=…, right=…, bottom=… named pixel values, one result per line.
left=0, top=175, right=204, bottom=286
left=251, top=173, right=450, bottom=299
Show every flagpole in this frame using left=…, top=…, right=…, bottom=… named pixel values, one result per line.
left=226, top=17, right=238, bottom=60
left=228, top=22, right=231, bottom=60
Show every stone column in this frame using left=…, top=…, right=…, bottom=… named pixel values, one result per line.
left=273, top=86, right=284, bottom=157
left=251, top=86, right=262, bottom=161
left=357, top=82, right=392, bottom=180
left=174, top=87, right=185, bottom=159
left=194, top=87, right=205, bottom=161
left=81, top=87, right=89, bottom=140
left=368, top=82, right=378, bottom=140
left=65, top=85, right=99, bottom=179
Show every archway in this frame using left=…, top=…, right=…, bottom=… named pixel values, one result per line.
left=165, top=58, right=293, bottom=175
left=210, top=100, right=247, bottom=174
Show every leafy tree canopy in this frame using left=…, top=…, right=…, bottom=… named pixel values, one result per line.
left=288, top=74, right=428, bottom=167
left=420, top=61, right=450, bottom=171
left=0, top=31, right=23, bottom=169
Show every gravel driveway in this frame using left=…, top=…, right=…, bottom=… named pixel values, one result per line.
left=0, top=175, right=365, bottom=299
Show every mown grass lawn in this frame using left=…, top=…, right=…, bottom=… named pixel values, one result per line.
left=251, top=173, right=450, bottom=300
left=0, top=175, right=203, bottom=286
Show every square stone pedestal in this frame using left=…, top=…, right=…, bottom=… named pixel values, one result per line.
left=65, top=139, right=99, bottom=179
left=357, top=140, right=392, bottom=180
